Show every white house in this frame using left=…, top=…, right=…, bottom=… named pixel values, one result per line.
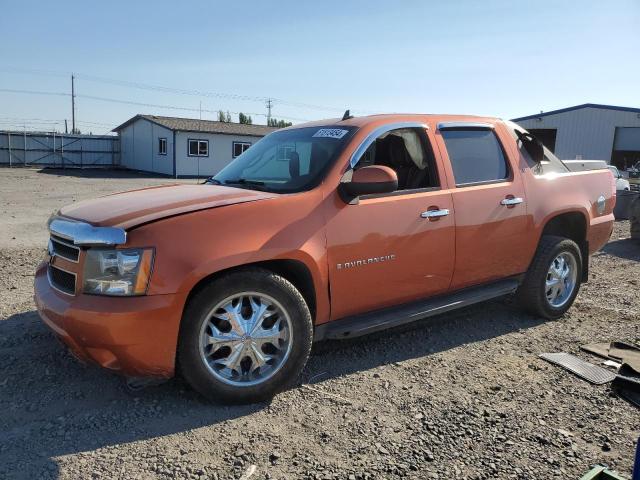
left=113, top=115, right=278, bottom=177
left=513, top=104, right=640, bottom=170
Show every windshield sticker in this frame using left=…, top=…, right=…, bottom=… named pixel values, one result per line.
left=312, top=128, right=349, bottom=139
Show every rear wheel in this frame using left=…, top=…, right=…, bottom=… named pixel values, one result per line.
left=517, top=235, right=582, bottom=319
left=178, top=268, right=313, bottom=404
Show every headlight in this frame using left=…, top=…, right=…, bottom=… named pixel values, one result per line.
left=83, top=248, right=154, bottom=296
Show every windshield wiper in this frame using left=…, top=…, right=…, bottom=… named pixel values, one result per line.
left=223, top=178, right=265, bottom=186
left=221, top=178, right=271, bottom=192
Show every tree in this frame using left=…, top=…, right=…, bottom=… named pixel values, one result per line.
left=238, top=112, right=253, bottom=125
left=267, top=118, right=292, bottom=128
left=217, top=110, right=232, bottom=123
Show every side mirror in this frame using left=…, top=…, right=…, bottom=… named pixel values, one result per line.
left=516, top=130, right=544, bottom=163
left=339, top=165, right=398, bottom=203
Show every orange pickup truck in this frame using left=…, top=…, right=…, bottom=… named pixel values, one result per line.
left=35, top=113, right=616, bottom=403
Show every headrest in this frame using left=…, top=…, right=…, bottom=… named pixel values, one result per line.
left=288, top=150, right=300, bottom=178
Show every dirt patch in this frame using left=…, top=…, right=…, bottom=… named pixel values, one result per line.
left=0, top=167, right=638, bottom=479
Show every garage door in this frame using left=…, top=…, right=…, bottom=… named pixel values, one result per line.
left=612, top=127, right=640, bottom=170
left=614, top=127, right=640, bottom=150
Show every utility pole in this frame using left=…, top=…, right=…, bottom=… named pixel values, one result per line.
left=266, top=98, right=273, bottom=125
left=71, top=74, right=76, bottom=134
left=64, top=119, right=68, bottom=134
left=198, top=101, right=202, bottom=182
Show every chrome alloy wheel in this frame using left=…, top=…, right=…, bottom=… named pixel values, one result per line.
left=545, top=252, right=577, bottom=308
left=198, top=292, right=293, bottom=387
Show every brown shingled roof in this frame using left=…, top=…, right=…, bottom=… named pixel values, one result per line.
left=113, top=114, right=279, bottom=136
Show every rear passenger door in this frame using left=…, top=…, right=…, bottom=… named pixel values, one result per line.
left=435, top=122, right=531, bottom=290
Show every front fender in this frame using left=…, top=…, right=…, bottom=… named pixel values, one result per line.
left=124, top=190, right=331, bottom=323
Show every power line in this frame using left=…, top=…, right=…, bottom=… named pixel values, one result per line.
left=77, top=93, right=250, bottom=114
left=0, top=66, right=366, bottom=115
left=0, top=116, right=115, bottom=128
left=74, top=73, right=351, bottom=113
left=0, top=88, right=70, bottom=97
left=76, top=120, right=117, bottom=127
left=0, top=66, right=69, bottom=78
left=75, top=94, right=310, bottom=121
left=76, top=74, right=362, bottom=114
left=0, top=119, right=63, bottom=123
left=0, top=88, right=310, bottom=122
left=0, top=116, right=64, bottom=121
left=76, top=73, right=269, bottom=103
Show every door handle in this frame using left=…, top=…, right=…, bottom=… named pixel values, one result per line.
left=421, top=208, right=450, bottom=219
left=500, top=197, right=524, bottom=206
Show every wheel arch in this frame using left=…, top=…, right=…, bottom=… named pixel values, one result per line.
left=182, top=259, right=318, bottom=324
left=538, top=210, right=589, bottom=281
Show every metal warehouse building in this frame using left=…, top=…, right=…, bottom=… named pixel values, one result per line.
left=513, top=103, right=640, bottom=170
left=114, top=115, right=277, bottom=177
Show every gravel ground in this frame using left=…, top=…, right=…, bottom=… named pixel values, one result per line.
left=0, top=167, right=638, bottom=480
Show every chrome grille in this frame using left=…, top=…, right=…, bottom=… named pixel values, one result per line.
left=49, top=235, right=80, bottom=262
left=48, top=265, right=77, bottom=295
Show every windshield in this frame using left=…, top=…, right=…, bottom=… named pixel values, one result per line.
left=209, top=126, right=357, bottom=193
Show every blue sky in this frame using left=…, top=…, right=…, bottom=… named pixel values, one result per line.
left=1, top=0, right=638, bottom=133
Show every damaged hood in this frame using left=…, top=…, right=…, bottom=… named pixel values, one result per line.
left=59, top=184, right=278, bottom=229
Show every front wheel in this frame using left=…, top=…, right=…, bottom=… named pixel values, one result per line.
left=517, top=235, right=583, bottom=319
left=177, top=268, right=313, bottom=404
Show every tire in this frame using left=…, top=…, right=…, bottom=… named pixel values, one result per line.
left=177, top=268, right=313, bottom=404
left=517, top=235, right=583, bottom=320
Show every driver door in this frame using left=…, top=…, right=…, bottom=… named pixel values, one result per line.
left=325, top=125, right=456, bottom=320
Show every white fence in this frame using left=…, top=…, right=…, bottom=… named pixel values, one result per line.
left=0, top=131, right=120, bottom=167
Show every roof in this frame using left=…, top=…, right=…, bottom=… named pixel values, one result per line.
left=291, top=113, right=499, bottom=129
left=117, top=113, right=506, bottom=136
left=113, top=114, right=279, bottom=136
left=512, top=103, right=640, bottom=122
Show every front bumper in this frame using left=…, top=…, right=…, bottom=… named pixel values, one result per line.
left=34, top=262, right=186, bottom=378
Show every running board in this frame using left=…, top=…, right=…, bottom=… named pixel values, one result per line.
left=314, top=278, right=521, bottom=341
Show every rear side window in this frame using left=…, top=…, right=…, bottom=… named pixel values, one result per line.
left=503, top=120, right=569, bottom=175
left=441, top=129, right=509, bottom=186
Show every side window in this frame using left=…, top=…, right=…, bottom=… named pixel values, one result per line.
left=503, top=121, right=569, bottom=175
left=188, top=139, right=209, bottom=157
left=233, top=141, right=251, bottom=158
left=354, top=128, right=439, bottom=191
left=441, top=129, right=508, bottom=186
left=158, top=138, right=167, bottom=155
